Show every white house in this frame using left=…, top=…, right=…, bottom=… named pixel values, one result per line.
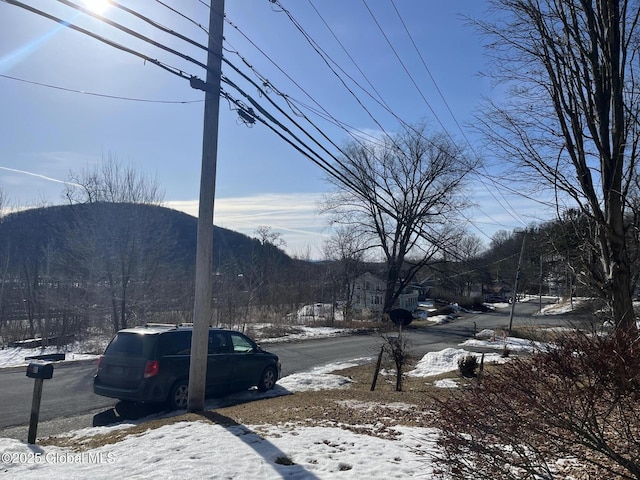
left=397, top=289, right=419, bottom=311
left=351, top=272, right=385, bottom=314
left=350, top=272, right=420, bottom=315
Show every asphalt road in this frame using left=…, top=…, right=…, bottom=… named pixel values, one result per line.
left=0, top=300, right=555, bottom=440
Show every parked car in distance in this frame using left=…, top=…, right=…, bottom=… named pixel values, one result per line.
left=94, top=324, right=281, bottom=410
left=485, top=294, right=509, bottom=304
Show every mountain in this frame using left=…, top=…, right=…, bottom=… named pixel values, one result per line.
left=0, top=202, right=293, bottom=272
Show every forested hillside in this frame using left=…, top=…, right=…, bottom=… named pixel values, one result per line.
left=0, top=203, right=299, bottom=342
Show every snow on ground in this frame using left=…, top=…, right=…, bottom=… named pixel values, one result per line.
left=461, top=333, right=548, bottom=352
left=0, top=350, right=446, bottom=479
left=259, top=325, right=350, bottom=343
left=407, top=347, right=509, bottom=378
left=0, top=327, right=545, bottom=479
left=0, top=312, right=564, bottom=479
left=0, top=420, right=440, bottom=479
left=538, top=296, right=588, bottom=315
left=0, top=342, right=101, bottom=369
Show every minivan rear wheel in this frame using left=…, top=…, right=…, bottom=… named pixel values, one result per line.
left=258, top=367, right=277, bottom=392
left=168, top=380, right=189, bottom=410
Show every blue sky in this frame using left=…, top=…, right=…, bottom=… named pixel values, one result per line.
left=0, top=0, right=552, bottom=258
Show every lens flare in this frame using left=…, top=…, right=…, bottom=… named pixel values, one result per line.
left=83, top=0, right=110, bottom=14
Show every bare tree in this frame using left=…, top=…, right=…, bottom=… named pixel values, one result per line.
left=433, top=331, right=640, bottom=479
left=474, top=0, right=640, bottom=331
left=322, top=225, right=368, bottom=323
left=64, top=153, right=163, bottom=205
left=452, top=233, right=485, bottom=297
left=63, top=156, right=167, bottom=332
left=323, top=124, right=474, bottom=315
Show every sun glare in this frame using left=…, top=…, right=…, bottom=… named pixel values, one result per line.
left=83, top=0, right=110, bottom=15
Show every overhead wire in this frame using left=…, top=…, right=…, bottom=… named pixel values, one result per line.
left=263, top=0, right=461, bottom=164
left=219, top=87, right=368, bottom=200
left=306, top=0, right=391, bottom=113
left=17, top=1, right=454, bottom=263
left=362, top=0, right=527, bottom=235
left=86, top=0, right=402, bottom=212
left=297, top=0, right=516, bottom=240
left=1, top=0, right=193, bottom=81
left=361, top=0, right=453, bottom=142
left=53, top=0, right=210, bottom=70
left=12, top=0, right=372, bottom=205
left=261, top=0, right=486, bottom=260
left=0, top=73, right=203, bottom=103
left=267, top=0, right=400, bottom=146
left=222, top=16, right=388, bottom=150
left=192, top=0, right=482, bottom=258
left=153, top=0, right=208, bottom=35
left=157, top=3, right=539, bottom=262
left=265, top=0, right=463, bottom=161
left=386, top=0, right=530, bottom=229
left=5, top=0, right=494, bottom=262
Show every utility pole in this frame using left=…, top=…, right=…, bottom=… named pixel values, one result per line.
left=507, top=232, right=526, bottom=335
left=188, top=0, right=225, bottom=413
left=538, top=253, right=543, bottom=313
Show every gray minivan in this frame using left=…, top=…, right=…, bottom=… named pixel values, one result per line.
left=93, top=324, right=280, bottom=409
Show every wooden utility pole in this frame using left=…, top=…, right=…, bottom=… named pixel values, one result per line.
left=188, top=0, right=225, bottom=412
left=507, top=233, right=526, bottom=335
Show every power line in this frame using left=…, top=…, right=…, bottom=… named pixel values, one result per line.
left=54, top=0, right=209, bottom=71
left=173, top=4, right=536, bottom=254
left=267, top=0, right=453, bottom=154
left=152, top=0, right=208, bottom=35
left=222, top=16, right=388, bottom=150
left=264, top=1, right=486, bottom=255
left=0, top=73, right=203, bottom=103
left=5, top=0, right=506, bottom=260
left=268, top=0, right=398, bottom=142
left=12, top=0, right=369, bottom=202
left=1, top=0, right=193, bottom=81
left=384, top=0, right=529, bottom=229
left=104, top=2, right=399, bottom=208
left=361, top=0, right=453, bottom=140
left=389, top=0, right=466, bottom=144
left=307, top=0, right=391, bottom=112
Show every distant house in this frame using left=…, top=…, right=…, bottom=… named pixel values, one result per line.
left=350, top=272, right=421, bottom=315
left=414, top=277, right=435, bottom=300
left=484, top=281, right=513, bottom=301
left=351, top=272, right=385, bottom=314
left=397, top=289, right=419, bottom=311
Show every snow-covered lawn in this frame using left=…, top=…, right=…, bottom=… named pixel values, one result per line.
left=2, top=300, right=577, bottom=479
left=0, top=326, right=548, bottom=479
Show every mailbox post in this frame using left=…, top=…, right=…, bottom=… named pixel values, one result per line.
left=26, top=362, right=54, bottom=444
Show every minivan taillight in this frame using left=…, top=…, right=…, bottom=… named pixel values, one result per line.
left=96, top=356, right=103, bottom=372
left=144, top=360, right=159, bottom=378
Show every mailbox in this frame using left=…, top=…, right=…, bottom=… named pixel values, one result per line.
left=26, top=362, right=54, bottom=380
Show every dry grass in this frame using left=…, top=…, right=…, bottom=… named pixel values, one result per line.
left=40, top=360, right=461, bottom=451
left=37, top=356, right=619, bottom=479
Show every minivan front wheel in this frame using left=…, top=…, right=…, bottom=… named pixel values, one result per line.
left=258, top=367, right=277, bottom=392
left=169, top=380, right=189, bottom=410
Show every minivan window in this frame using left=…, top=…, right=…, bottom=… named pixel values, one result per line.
left=208, top=332, right=231, bottom=354
left=230, top=333, right=254, bottom=353
left=105, top=333, right=144, bottom=356
left=158, top=331, right=191, bottom=356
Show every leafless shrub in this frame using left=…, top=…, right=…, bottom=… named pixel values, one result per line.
left=457, top=354, right=479, bottom=378
left=382, top=331, right=412, bottom=391
left=431, top=330, right=640, bottom=479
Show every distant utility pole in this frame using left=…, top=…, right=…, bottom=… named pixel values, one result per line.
left=188, top=0, right=225, bottom=413
left=507, top=232, right=526, bottom=335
